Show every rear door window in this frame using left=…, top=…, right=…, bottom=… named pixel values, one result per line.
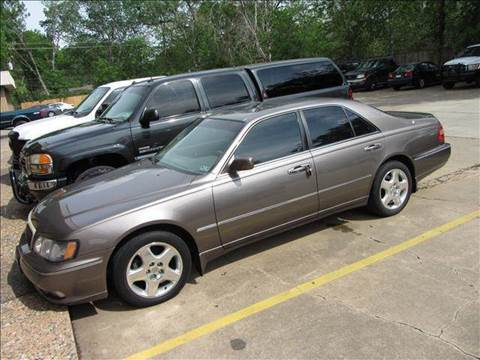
left=257, top=61, right=344, bottom=98
left=235, top=113, right=303, bottom=164
left=344, top=108, right=379, bottom=136
left=201, top=74, right=251, bottom=108
left=303, top=106, right=354, bottom=148
left=147, top=80, right=200, bottom=118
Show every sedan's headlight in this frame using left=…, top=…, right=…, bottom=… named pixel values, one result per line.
left=356, top=74, right=366, bottom=79
left=28, top=154, right=53, bottom=175
left=33, top=236, right=78, bottom=262
left=466, top=63, right=480, bottom=71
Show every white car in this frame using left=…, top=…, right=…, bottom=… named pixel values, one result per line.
left=442, top=44, right=480, bottom=89
left=11, top=77, right=162, bottom=144
left=50, top=102, right=75, bottom=113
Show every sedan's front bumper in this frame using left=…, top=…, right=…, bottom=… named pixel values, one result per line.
left=347, top=78, right=368, bottom=90
left=16, top=230, right=109, bottom=305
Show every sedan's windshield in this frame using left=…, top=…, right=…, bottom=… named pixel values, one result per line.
left=155, top=118, right=244, bottom=175
left=356, top=60, right=381, bottom=70
left=101, top=85, right=150, bottom=122
left=74, top=87, right=109, bottom=116
left=460, top=46, right=480, bottom=57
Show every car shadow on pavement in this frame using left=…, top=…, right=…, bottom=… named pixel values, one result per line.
left=77, top=209, right=376, bottom=315
left=0, top=172, right=11, bottom=186
left=0, top=197, right=31, bottom=220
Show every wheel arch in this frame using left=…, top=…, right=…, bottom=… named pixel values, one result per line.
left=66, top=153, right=130, bottom=182
left=12, top=115, right=30, bottom=126
left=106, top=223, right=202, bottom=289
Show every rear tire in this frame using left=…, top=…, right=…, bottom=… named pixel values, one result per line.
left=13, top=119, right=28, bottom=127
left=112, top=231, right=192, bottom=307
left=393, top=86, right=401, bottom=91
left=416, top=78, right=425, bottom=89
left=48, top=111, right=55, bottom=117
left=442, top=82, right=455, bottom=89
left=368, top=161, right=412, bottom=217
left=75, top=165, right=115, bottom=182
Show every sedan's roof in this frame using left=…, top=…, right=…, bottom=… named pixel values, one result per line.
left=210, top=98, right=363, bottom=123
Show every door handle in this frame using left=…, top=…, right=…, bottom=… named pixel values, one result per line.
left=364, top=143, right=382, bottom=151
left=288, top=164, right=312, bottom=176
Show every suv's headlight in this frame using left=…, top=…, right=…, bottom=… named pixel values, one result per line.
left=33, top=236, right=78, bottom=262
left=28, top=154, right=53, bottom=175
left=467, top=63, right=480, bottom=71
left=356, top=74, right=366, bottom=79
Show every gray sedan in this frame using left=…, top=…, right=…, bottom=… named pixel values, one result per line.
left=16, top=98, right=450, bottom=307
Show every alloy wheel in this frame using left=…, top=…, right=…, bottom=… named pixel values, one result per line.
left=126, top=242, right=183, bottom=299
left=379, top=169, right=409, bottom=210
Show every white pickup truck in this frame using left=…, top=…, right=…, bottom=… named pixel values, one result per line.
left=442, top=44, right=480, bottom=89
left=10, top=77, right=161, bottom=146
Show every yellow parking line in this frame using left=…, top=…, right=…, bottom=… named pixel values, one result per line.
left=125, top=210, right=480, bottom=360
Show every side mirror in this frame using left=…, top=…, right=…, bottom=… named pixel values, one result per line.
left=140, top=108, right=159, bottom=129
left=228, top=157, right=254, bottom=173
left=95, top=103, right=109, bottom=118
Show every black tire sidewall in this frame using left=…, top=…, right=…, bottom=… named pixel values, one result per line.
left=112, top=231, right=192, bottom=307
left=75, top=165, right=115, bottom=182
left=443, top=82, right=454, bottom=89
left=13, top=119, right=27, bottom=127
left=368, top=161, right=412, bottom=217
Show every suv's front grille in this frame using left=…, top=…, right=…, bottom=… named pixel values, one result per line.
left=443, top=64, right=465, bottom=74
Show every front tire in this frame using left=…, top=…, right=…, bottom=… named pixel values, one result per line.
left=112, top=231, right=192, bottom=307
left=13, top=119, right=28, bottom=127
left=368, top=161, right=412, bottom=217
left=75, top=165, right=115, bottom=182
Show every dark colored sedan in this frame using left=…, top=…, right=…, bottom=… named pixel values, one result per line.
left=0, top=105, right=44, bottom=130
left=388, top=62, right=441, bottom=90
left=17, top=98, right=450, bottom=307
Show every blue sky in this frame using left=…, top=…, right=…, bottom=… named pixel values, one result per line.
left=24, top=0, right=45, bottom=32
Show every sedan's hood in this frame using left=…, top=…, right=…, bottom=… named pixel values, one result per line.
left=444, top=56, right=480, bottom=66
left=14, top=114, right=90, bottom=141
left=33, top=159, right=199, bottom=233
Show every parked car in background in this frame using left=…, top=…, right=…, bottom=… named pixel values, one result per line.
left=345, top=57, right=398, bottom=91
left=39, top=102, right=75, bottom=118
left=16, top=98, right=450, bottom=307
left=11, top=58, right=350, bottom=203
left=442, top=44, right=480, bottom=89
left=336, top=60, right=360, bottom=73
left=388, top=62, right=441, bottom=90
left=8, top=77, right=161, bottom=162
left=0, top=105, right=45, bottom=129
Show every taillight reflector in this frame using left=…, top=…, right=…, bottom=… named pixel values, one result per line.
left=348, top=86, right=353, bottom=99
left=438, top=123, right=445, bottom=144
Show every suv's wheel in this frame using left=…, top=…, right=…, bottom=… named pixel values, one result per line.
left=112, top=231, right=192, bottom=307
left=75, top=165, right=115, bottom=182
left=368, top=161, right=412, bottom=217
left=443, top=82, right=455, bottom=89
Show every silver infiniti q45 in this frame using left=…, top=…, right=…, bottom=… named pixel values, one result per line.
left=17, top=98, right=450, bottom=307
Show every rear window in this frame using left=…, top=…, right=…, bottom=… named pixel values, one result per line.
left=202, top=74, right=251, bottom=108
left=257, top=61, right=344, bottom=98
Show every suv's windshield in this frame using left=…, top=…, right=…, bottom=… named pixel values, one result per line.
left=460, top=46, right=480, bottom=57
left=155, top=118, right=244, bottom=175
left=101, top=85, right=150, bottom=122
left=74, top=87, right=109, bottom=116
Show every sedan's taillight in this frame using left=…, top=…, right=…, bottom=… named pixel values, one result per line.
left=348, top=86, right=353, bottom=99
left=388, top=72, right=394, bottom=78
left=405, top=70, right=413, bottom=77
left=438, top=122, right=445, bottom=144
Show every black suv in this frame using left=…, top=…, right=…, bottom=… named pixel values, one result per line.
left=12, top=58, right=350, bottom=203
left=345, top=57, right=398, bottom=91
